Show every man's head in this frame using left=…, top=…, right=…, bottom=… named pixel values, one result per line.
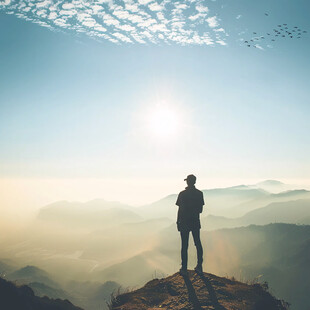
left=184, top=174, right=196, bottom=186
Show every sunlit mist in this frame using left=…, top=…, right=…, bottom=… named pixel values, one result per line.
left=147, top=105, right=180, bottom=138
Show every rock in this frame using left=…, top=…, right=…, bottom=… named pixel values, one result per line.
left=110, top=271, right=288, bottom=310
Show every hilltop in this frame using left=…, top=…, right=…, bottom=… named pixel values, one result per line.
left=0, top=277, right=82, bottom=310
left=7, top=265, right=60, bottom=288
left=110, top=271, right=288, bottom=310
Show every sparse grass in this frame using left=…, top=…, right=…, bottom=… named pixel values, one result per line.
left=250, top=281, right=290, bottom=310
left=225, top=272, right=265, bottom=286
left=224, top=273, right=290, bottom=309
left=106, top=286, right=133, bottom=310
left=226, top=274, right=270, bottom=291
left=279, top=300, right=291, bottom=310
left=151, top=270, right=168, bottom=280
left=106, top=286, right=121, bottom=310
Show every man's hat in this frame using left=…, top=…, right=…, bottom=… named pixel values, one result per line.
left=184, top=174, right=196, bottom=182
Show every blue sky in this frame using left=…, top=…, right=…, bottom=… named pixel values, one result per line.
left=0, top=0, right=310, bottom=207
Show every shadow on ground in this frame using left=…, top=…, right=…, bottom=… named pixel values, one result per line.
left=182, top=272, right=227, bottom=310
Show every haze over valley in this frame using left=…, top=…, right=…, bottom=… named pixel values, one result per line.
left=1, top=180, right=310, bottom=309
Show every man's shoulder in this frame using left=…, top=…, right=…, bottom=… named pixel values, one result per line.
left=194, top=188, right=204, bottom=195
left=178, top=190, right=186, bottom=196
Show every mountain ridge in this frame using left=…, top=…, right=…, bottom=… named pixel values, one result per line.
left=0, top=277, right=82, bottom=310
left=203, top=198, right=310, bottom=230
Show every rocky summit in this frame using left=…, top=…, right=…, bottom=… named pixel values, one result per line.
left=111, top=271, right=288, bottom=310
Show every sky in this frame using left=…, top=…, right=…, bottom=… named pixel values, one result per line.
left=0, top=0, right=310, bottom=213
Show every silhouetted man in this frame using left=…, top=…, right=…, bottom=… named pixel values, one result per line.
left=176, top=174, right=204, bottom=275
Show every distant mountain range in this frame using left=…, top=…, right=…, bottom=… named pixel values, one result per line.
left=137, top=180, right=307, bottom=219
left=202, top=198, right=310, bottom=230
left=36, top=180, right=306, bottom=226
left=249, top=180, right=291, bottom=193
left=4, top=264, right=121, bottom=310
left=227, top=189, right=310, bottom=218
left=37, top=180, right=303, bottom=227
left=137, top=185, right=270, bottom=219
left=96, top=250, right=167, bottom=287
left=203, top=224, right=310, bottom=310
left=28, top=282, right=70, bottom=300
left=63, top=279, right=121, bottom=310
left=38, top=199, right=141, bottom=228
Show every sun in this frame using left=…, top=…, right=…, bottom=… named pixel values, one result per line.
left=147, top=105, right=180, bottom=138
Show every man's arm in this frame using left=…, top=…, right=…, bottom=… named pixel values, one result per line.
left=176, top=192, right=182, bottom=206
left=198, top=191, right=205, bottom=213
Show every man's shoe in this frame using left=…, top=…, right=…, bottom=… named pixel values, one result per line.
left=194, top=264, right=203, bottom=274
left=179, top=268, right=188, bottom=276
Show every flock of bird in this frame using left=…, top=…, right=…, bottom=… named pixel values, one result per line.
left=242, top=13, right=307, bottom=48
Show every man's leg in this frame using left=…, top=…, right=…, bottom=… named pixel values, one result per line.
left=192, top=229, right=203, bottom=267
left=180, top=230, right=190, bottom=270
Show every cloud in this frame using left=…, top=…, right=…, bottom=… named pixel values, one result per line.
left=117, top=24, right=136, bottom=32
left=148, top=23, right=168, bottom=33
left=82, top=18, right=97, bottom=28
left=156, top=11, right=168, bottom=23
left=196, top=4, right=208, bottom=13
left=113, top=8, right=130, bottom=20
left=175, top=3, right=188, bottom=10
left=125, top=3, right=139, bottom=13
left=36, top=9, right=48, bottom=18
left=214, top=28, right=225, bottom=32
left=188, top=13, right=206, bottom=21
left=91, top=4, right=103, bottom=14
left=113, top=32, right=132, bottom=43
left=101, top=13, right=120, bottom=26
left=216, top=40, right=227, bottom=46
left=131, top=32, right=146, bottom=44
left=206, top=16, right=219, bottom=28
left=59, top=9, right=76, bottom=17
left=138, top=0, right=153, bottom=5
left=36, top=1, right=51, bottom=9
left=62, top=3, right=74, bottom=10
left=0, top=0, right=227, bottom=46
left=0, top=0, right=11, bottom=5
left=54, top=18, right=70, bottom=27
left=127, top=14, right=145, bottom=24
left=94, top=25, right=107, bottom=32
left=148, top=2, right=163, bottom=11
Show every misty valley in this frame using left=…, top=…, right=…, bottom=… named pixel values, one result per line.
left=1, top=180, right=310, bottom=310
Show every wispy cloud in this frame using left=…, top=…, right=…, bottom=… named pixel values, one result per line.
left=0, top=0, right=227, bottom=46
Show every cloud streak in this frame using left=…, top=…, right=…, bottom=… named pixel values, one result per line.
left=0, top=0, right=227, bottom=46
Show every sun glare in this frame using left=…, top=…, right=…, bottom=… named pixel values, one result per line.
left=147, top=106, right=180, bottom=138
